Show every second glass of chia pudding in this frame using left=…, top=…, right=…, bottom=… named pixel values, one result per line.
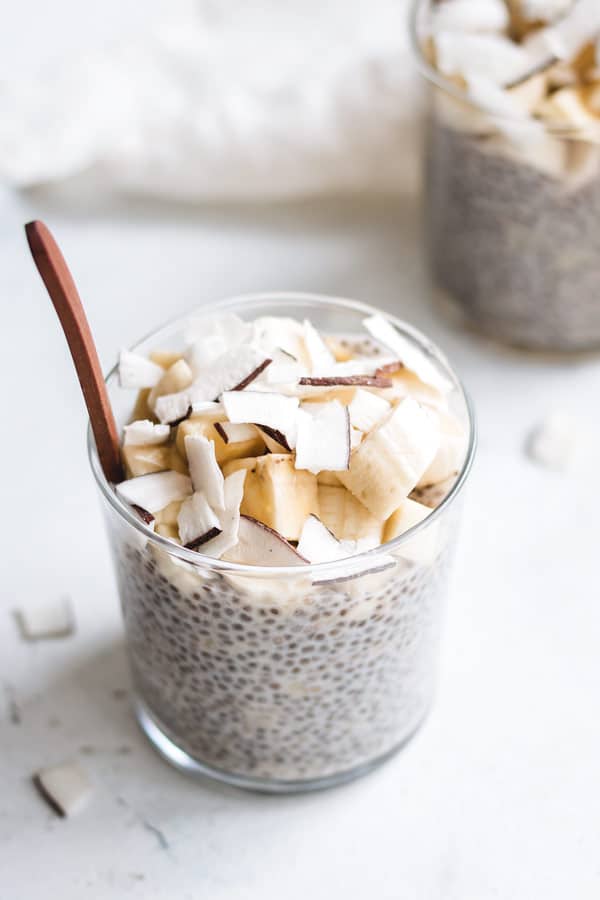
left=412, top=0, right=600, bottom=352
left=90, top=293, right=475, bottom=792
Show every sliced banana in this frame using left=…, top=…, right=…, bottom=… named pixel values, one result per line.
left=223, top=454, right=319, bottom=541
left=318, top=483, right=383, bottom=545
left=338, top=397, right=440, bottom=520
left=384, top=499, right=440, bottom=565
left=122, top=444, right=172, bottom=478
left=418, top=410, right=467, bottom=487
left=148, top=359, right=194, bottom=413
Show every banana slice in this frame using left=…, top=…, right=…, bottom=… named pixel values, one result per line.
left=384, top=499, right=440, bottom=565
left=418, top=410, right=467, bottom=487
left=223, top=454, right=319, bottom=541
left=347, top=389, right=390, bottom=433
left=177, top=411, right=264, bottom=465
left=122, top=420, right=170, bottom=447
left=154, top=500, right=183, bottom=526
left=148, top=359, right=194, bottom=413
left=318, top=483, right=383, bottom=545
left=149, top=350, right=183, bottom=369
left=122, top=444, right=171, bottom=478
left=338, top=397, right=440, bottom=520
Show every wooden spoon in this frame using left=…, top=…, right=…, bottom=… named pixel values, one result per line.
left=25, top=220, right=124, bottom=483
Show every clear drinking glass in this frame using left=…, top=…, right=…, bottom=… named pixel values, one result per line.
left=411, top=0, right=600, bottom=353
left=89, top=293, right=476, bottom=793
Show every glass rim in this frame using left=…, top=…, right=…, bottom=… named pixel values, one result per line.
left=408, top=0, right=594, bottom=138
left=88, top=291, right=477, bottom=579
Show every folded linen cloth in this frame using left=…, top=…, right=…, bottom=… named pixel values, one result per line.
left=0, top=0, right=422, bottom=200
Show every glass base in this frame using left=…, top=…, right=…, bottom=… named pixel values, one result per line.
left=134, top=696, right=428, bottom=794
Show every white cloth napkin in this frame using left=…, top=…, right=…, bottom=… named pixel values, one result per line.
left=0, top=0, right=422, bottom=200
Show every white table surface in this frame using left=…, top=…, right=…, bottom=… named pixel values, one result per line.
left=2, top=4, right=600, bottom=899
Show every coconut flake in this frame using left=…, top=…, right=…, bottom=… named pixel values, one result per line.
left=214, top=422, right=260, bottom=444
left=224, top=515, right=309, bottom=566
left=430, top=0, right=509, bottom=34
left=118, top=350, right=164, bottom=389
left=184, top=434, right=225, bottom=510
left=154, top=347, right=272, bottom=423
left=298, top=375, right=392, bottom=388
left=33, top=762, right=93, bottom=817
left=302, top=319, right=336, bottom=373
left=526, top=0, right=600, bottom=61
left=177, top=492, right=222, bottom=548
left=297, top=514, right=351, bottom=563
left=201, top=469, right=247, bottom=558
left=17, top=596, right=75, bottom=641
left=526, top=412, right=579, bottom=470
left=185, top=334, right=229, bottom=375
left=363, top=315, right=454, bottom=394
left=347, top=389, right=391, bottom=433
left=222, top=390, right=300, bottom=448
left=122, top=420, right=170, bottom=447
left=295, top=401, right=351, bottom=474
left=435, top=31, right=537, bottom=85
left=251, top=316, right=310, bottom=366
left=116, top=471, right=192, bottom=513
left=154, top=391, right=193, bottom=426
left=185, top=312, right=253, bottom=350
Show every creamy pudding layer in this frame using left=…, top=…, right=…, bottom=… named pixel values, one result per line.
left=104, top=306, right=468, bottom=785
left=417, top=0, right=600, bottom=350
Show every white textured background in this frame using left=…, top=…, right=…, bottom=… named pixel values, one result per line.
left=2, top=2, right=600, bottom=898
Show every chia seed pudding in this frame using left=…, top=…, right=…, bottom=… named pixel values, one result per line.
left=92, top=294, right=474, bottom=790
left=413, top=0, right=600, bottom=351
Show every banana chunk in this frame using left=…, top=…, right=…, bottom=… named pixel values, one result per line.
left=338, top=397, right=439, bottom=520
left=223, top=454, right=319, bottom=541
left=384, top=498, right=440, bottom=564
left=318, top=483, right=382, bottom=545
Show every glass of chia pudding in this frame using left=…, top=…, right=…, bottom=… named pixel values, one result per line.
left=411, top=0, right=600, bottom=352
left=89, top=293, right=475, bottom=792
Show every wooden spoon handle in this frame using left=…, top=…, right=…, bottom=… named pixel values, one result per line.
left=25, top=221, right=124, bottom=484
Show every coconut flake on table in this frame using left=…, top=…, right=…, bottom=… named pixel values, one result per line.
left=295, top=401, right=351, bottom=474
left=430, top=0, right=509, bottom=34
left=33, top=762, right=93, bottom=818
left=347, top=389, right=390, bottom=433
left=122, top=419, right=170, bottom=446
left=118, top=350, right=164, bottom=389
left=223, top=515, right=309, bottom=566
left=184, top=433, right=225, bottom=509
left=363, top=315, right=454, bottom=395
left=116, top=470, right=192, bottom=512
left=16, top=596, right=75, bottom=641
left=526, top=411, right=580, bottom=470
left=200, top=468, right=247, bottom=558
left=177, top=492, right=222, bottom=548
left=222, top=390, right=300, bottom=449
